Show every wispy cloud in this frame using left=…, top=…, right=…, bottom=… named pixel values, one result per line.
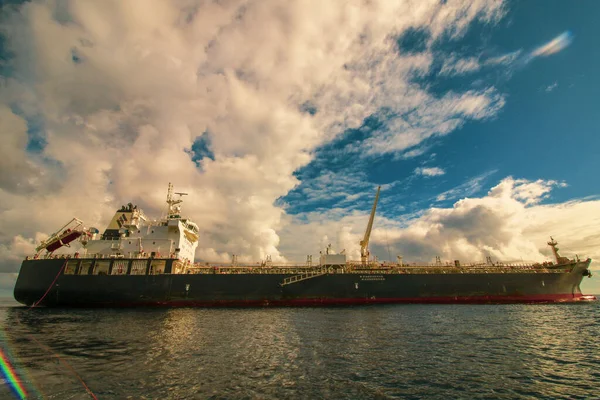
left=530, top=31, right=573, bottom=58
left=439, top=55, right=481, bottom=76
left=545, top=82, right=558, bottom=92
left=397, top=146, right=431, bottom=160
left=485, top=50, right=522, bottom=66
left=482, top=31, right=572, bottom=71
left=362, top=89, right=505, bottom=156
left=435, top=170, right=497, bottom=202
left=415, top=167, right=445, bottom=177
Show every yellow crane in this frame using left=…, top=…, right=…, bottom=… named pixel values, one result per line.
left=360, top=186, right=381, bottom=265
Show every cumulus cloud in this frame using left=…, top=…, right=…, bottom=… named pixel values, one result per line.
left=488, top=177, right=566, bottom=205
left=415, top=167, right=445, bottom=177
left=374, top=177, right=598, bottom=266
left=0, top=0, right=508, bottom=272
left=278, top=177, right=600, bottom=272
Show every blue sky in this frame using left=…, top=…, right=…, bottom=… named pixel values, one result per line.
left=0, top=0, right=599, bottom=295
left=283, top=1, right=599, bottom=219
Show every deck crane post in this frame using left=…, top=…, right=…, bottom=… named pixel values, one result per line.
left=360, top=186, right=381, bottom=266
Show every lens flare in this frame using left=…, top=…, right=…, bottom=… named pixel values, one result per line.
left=0, top=349, right=28, bottom=400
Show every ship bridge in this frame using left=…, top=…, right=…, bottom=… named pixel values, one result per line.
left=81, top=184, right=199, bottom=262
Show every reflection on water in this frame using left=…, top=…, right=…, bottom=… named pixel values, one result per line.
left=0, top=303, right=598, bottom=399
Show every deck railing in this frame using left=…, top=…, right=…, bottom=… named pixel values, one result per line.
left=27, top=254, right=576, bottom=276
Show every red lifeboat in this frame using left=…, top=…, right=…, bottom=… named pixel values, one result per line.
left=36, top=218, right=86, bottom=254
left=43, top=229, right=84, bottom=252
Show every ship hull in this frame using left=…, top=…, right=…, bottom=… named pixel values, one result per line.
left=14, top=258, right=594, bottom=307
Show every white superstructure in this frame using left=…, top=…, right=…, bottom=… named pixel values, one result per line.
left=83, top=183, right=199, bottom=262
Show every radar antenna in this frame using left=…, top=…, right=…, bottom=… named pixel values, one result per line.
left=360, top=186, right=381, bottom=266
left=166, top=183, right=186, bottom=218
left=547, top=236, right=567, bottom=264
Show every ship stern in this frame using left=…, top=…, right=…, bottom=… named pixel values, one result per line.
left=13, top=259, right=66, bottom=306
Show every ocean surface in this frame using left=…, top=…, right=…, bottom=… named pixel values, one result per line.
left=0, top=299, right=598, bottom=400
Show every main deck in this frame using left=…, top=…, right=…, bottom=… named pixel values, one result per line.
left=25, top=255, right=580, bottom=277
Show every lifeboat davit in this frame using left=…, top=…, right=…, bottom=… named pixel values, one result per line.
left=43, top=229, right=84, bottom=252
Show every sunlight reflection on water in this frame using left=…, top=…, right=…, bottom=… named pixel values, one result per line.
left=0, top=303, right=598, bottom=399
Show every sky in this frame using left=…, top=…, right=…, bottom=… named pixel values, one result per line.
left=0, top=0, right=599, bottom=296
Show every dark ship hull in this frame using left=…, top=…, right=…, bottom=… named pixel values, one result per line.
left=14, top=257, right=594, bottom=307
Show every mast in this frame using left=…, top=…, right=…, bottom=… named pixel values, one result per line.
left=547, top=236, right=562, bottom=264
left=360, top=186, right=381, bottom=265
left=166, top=183, right=187, bottom=219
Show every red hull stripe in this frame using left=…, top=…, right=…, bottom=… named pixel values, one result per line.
left=78, top=294, right=596, bottom=308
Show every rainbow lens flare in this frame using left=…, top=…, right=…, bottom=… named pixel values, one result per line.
left=0, top=349, right=28, bottom=399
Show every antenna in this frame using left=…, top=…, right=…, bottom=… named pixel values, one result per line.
left=166, top=183, right=186, bottom=218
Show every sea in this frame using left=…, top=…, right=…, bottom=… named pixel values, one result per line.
left=0, top=299, right=598, bottom=400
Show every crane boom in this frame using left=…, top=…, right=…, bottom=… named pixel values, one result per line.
left=360, top=186, right=381, bottom=265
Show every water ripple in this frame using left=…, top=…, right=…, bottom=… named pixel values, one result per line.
left=0, top=303, right=598, bottom=399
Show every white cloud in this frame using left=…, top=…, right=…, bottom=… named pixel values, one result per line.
left=482, top=31, right=573, bottom=70
left=362, top=88, right=505, bottom=155
left=485, top=50, right=522, bottom=66
left=439, top=55, right=481, bottom=76
left=529, top=31, right=573, bottom=59
left=0, top=106, right=46, bottom=193
left=284, top=170, right=375, bottom=212
left=545, top=82, right=558, bottom=92
left=415, top=167, right=445, bottom=177
left=0, top=0, right=508, bottom=272
left=378, top=178, right=599, bottom=268
left=488, top=177, right=566, bottom=205
left=278, top=177, right=600, bottom=275
left=435, top=170, right=497, bottom=202
left=398, top=146, right=431, bottom=159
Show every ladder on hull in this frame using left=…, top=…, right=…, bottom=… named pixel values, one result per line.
left=281, top=267, right=328, bottom=286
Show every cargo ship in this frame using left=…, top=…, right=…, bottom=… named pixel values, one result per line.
left=14, top=184, right=595, bottom=307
